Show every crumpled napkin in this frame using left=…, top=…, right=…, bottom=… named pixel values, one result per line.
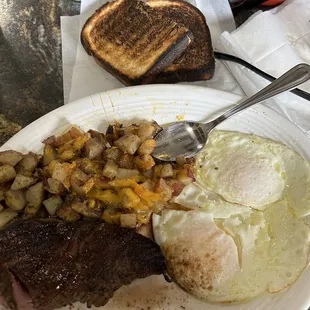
left=217, top=0, right=310, bottom=135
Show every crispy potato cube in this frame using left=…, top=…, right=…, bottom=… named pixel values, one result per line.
left=120, top=213, right=137, bottom=228
left=78, top=158, right=101, bottom=175
left=119, top=153, right=134, bottom=169
left=5, top=189, right=27, bottom=211
left=153, top=164, right=163, bottom=178
left=138, top=139, right=156, bottom=155
left=26, top=182, right=44, bottom=207
left=160, top=164, right=174, bottom=178
left=52, top=162, right=76, bottom=189
left=140, top=180, right=154, bottom=191
left=154, top=178, right=173, bottom=201
left=114, top=134, right=141, bottom=155
left=134, top=155, right=155, bottom=171
left=42, top=145, right=57, bottom=166
left=103, top=147, right=122, bottom=162
left=24, top=203, right=41, bottom=217
left=136, top=211, right=152, bottom=225
left=177, top=167, right=194, bottom=185
left=56, top=204, right=81, bottom=222
left=71, top=201, right=101, bottom=218
left=46, top=178, right=66, bottom=195
left=71, top=168, right=89, bottom=184
left=11, top=174, right=36, bottom=190
left=59, top=149, right=77, bottom=161
left=0, top=165, right=16, bottom=183
left=85, top=138, right=104, bottom=159
left=82, top=177, right=96, bottom=194
left=121, top=187, right=141, bottom=209
left=0, top=209, right=18, bottom=228
left=16, top=153, right=39, bottom=175
left=88, top=129, right=107, bottom=144
left=115, top=168, right=139, bottom=180
left=102, top=160, right=118, bottom=179
left=42, top=126, right=84, bottom=148
left=0, top=204, right=3, bottom=212
left=136, top=123, right=156, bottom=141
left=0, top=151, right=22, bottom=166
left=43, top=195, right=63, bottom=215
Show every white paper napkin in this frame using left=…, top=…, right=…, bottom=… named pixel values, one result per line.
left=61, top=0, right=241, bottom=104
left=217, top=0, right=310, bottom=135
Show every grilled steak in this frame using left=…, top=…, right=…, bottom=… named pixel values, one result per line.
left=0, top=219, right=167, bottom=310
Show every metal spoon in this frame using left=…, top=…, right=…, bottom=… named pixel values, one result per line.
left=153, top=63, right=310, bottom=161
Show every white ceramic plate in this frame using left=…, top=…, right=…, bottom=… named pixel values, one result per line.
left=1, top=85, right=310, bottom=310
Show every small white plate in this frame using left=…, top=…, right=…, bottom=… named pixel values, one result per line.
left=1, top=84, right=310, bottom=310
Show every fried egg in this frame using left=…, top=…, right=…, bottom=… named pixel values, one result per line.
left=196, top=131, right=310, bottom=215
left=172, top=182, right=251, bottom=219
left=153, top=210, right=240, bottom=300
left=153, top=202, right=310, bottom=302
left=153, top=130, right=310, bottom=303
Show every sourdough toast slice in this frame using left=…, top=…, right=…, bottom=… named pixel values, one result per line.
left=146, top=0, right=215, bottom=83
left=81, top=0, right=193, bottom=86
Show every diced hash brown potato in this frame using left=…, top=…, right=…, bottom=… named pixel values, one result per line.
left=71, top=201, right=101, bottom=218
left=138, top=139, right=156, bottom=155
left=85, top=138, right=104, bottom=159
left=46, top=178, right=66, bottom=195
left=119, top=154, right=134, bottom=169
left=26, top=182, right=45, bottom=207
left=52, top=162, right=76, bottom=189
left=24, top=203, right=41, bottom=217
left=0, top=120, right=195, bottom=227
left=120, top=213, right=137, bottom=228
left=115, top=168, right=139, bottom=180
left=42, top=125, right=84, bottom=148
left=77, top=158, right=101, bottom=175
left=114, top=134, right=141, bottom=155
left=134, top=155, right=155, bottom=171
left=136, top=123, right=156, bottom=141
left=0, top=209, right=18, bottom=228
left=43, top=195, right=63, bottom=215
left=56, top=204, right=81, bottom=222
left=43, top=145, right=57, bottom=166
left=0, top=151, right=22, bottom=166
left=0, top=165, right=16, bottom=183
left=5, top=189, right=27, bottom=211
left=160, top=164, right=174, bottom=178
left=11, top=174, right=36, bottom=190
left=154, top=178, right=173, bottom=202
left=16, top=153, right=40, bottom=174
left=103, top=147, right=122, bottom=162
left=102, top=160, right=118, bottom=179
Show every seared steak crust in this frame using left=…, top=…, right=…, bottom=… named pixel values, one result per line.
left=0, top=219, right=166, bottom=310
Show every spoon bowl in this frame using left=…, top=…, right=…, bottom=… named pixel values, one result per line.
left=153, top=63, right=310, bottom=161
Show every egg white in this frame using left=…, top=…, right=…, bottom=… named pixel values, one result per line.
left=196, top=131, right=286, bottom=210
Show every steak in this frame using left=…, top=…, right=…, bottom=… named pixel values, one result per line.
left=0, top=219, right=167, bottom=310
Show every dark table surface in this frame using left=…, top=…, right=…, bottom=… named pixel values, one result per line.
left=0, top=0, right=257, bottom=146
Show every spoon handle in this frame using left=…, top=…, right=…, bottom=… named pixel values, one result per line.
left=211, top=63, right=310, bottom=126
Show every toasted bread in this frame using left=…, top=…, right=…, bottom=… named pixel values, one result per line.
left=146, top=0, right=215, bottom=83
left=81, top=0, right=193, bottom=86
